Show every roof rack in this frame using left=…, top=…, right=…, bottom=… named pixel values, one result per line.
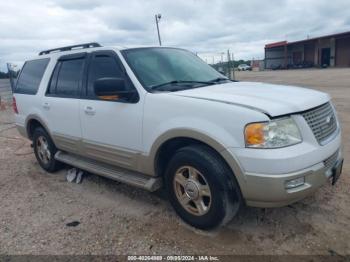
left=39, top=42, right=102, bottom=55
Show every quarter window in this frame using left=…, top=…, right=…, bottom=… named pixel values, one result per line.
left=15, top=58, right=49, bottom=95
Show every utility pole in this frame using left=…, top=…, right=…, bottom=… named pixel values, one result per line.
left=220, top=52, right=225, bottom=75
left=228, top=50, right=235, bottom=80
left=155, top=14, right=162, bottom=46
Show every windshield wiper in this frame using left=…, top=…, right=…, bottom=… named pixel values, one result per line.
left=207, top=77, right=230, bottom=83
left=150, top=78, right=231, bottom=91
left=150, top=80, right=212, bottom=90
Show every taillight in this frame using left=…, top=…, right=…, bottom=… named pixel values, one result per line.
left=12, top=97, right=19, bottom=114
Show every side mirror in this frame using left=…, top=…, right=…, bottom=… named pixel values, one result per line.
left=94, top=77, right=136, bottom=101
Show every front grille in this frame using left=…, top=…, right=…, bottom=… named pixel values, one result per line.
left=324, top=150, right=339, bottom=170
left=302, top=102, right=338, bottom=144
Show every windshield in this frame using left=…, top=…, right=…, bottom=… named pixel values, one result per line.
left=121, top=48, right=226, bottom=91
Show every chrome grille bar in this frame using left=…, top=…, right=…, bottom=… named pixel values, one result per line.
left=324, top=150, right=339, bottom=170
left=302, top=102, right=337, bottom=144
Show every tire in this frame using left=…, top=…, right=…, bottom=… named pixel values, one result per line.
left=33, top=127, right=62, bottom=173
left=165, top=145, right=242, bottom=229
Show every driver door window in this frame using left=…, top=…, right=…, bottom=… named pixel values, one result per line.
left=86, top=53, right=125, bottom=98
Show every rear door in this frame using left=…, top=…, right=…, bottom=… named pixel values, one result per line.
left=79, top=50, right=143, bottom=169
left=42, top=53, right=87, bottom=154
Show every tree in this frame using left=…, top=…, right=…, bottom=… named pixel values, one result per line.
left=0, top=71, right=9, bottom=79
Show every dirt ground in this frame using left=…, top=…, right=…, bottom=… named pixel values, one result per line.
left=0, top=68, right=349, bottom=255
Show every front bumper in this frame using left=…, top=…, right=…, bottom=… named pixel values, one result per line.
left=243, top=151, right=343, bottom=207
left=223, top=131, right=343, bottom=208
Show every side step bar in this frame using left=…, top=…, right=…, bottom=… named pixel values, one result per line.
left=55, top=151, right=162, bottom=192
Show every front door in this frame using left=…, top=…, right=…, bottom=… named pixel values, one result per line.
left=79, top=51, right=143, bottom=169
left=292, top=51, right=302, bottom=65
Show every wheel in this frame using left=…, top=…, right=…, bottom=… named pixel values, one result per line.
left=33, top=127, right=62, bottom=172
left=165, top=145, right=242, bottom=229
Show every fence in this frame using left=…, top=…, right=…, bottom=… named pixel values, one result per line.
left=197, top=50, right=237, bottom=80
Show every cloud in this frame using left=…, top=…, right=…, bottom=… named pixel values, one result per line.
left=0, top=0, right=350, bottom=70
left=49, top=0, right=102, bottom=10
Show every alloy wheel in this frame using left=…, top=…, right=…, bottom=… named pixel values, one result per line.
left=173, top=166, right=212, bottom=216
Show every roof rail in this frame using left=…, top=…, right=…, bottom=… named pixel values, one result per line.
left=39, top=42, right=102, bottom=55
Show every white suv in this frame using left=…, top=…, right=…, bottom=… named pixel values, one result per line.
left=13, top=43, right=343, bottom=229
left=237, top=64, right=251, bottom=71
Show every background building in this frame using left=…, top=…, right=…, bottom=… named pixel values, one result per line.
left=265, top=31, right=350, bottom=69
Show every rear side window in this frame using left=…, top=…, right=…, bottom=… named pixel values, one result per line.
left=47, top=57, right=85, bottom=97
left=15, top=58, right=49, bottom=95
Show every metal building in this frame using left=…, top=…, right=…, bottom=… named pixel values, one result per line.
left=265, top=31, right=350, bottom=69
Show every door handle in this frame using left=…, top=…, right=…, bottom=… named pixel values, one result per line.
left=84, top=106, right=96, bottom=115
left=43, top=102, right=50, bottom=110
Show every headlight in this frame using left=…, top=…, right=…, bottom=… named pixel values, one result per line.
left=245, top=117, right=302, bottom=148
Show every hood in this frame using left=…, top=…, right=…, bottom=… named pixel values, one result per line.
left=171, top=82, right=330, bottom=117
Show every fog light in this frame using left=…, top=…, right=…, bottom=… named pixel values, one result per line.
left=285, top=177, right=305, bottom=189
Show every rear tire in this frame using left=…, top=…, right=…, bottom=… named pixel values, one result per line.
left=165, top=145, right=242, bottom=229
left=33, top=127, right=62, bottom=173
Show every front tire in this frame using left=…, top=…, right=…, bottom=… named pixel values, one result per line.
left=33, top=127, right=62, bottom=173
left=165, top=145, right=242, bottom=229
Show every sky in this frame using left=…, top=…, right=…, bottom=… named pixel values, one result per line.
left=1, top=0, right=350, bottom=71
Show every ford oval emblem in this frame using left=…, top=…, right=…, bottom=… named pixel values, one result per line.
left=326, top=115, right=334, bottom=126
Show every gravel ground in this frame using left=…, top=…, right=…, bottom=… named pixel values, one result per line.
left=0, top=69, right=349, bottom=255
